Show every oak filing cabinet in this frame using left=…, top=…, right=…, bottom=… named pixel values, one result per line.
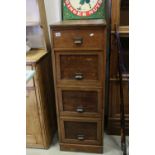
left=50, top=19, right=107, bottom=153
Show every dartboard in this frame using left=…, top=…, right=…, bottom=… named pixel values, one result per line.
left=64, top=0, right=103, bottom=17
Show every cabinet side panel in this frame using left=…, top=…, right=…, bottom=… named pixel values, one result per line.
left=34, top=54, right=57, bottom=148
left=26, top=88, right=43, bottom=147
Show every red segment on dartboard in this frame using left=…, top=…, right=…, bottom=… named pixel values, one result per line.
left=65, top=0, right=103, bottom=17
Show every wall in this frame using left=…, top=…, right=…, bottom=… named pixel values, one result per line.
left=44, top=0, right=62, bottom=25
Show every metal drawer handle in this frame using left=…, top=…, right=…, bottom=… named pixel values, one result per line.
left=74, top=73, right=84, bottom=80
left=77, top=134, right=85, bottom=140
left=73, top=37, right=83, bottom=45
left=76, top=106, right=84, bottom=113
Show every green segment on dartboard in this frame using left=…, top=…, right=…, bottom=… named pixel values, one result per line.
left=80, top=0, right=90, bottom=5
left=63, top=0, right=105, bottom=20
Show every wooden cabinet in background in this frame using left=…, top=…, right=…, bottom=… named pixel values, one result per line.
left=111, top=0, right=129, bottom=33
left=26, top=0, right=57, bottom=148
left=105, top=0, right=129, bottom=135
left=107, top=34, right=129, bottom=135
left=108, top=78, right=129, bottom=135
left=26, top=50, right=57, bottom=148
left=50, top=19, right=107, bottom=153
left=110, top=35, right=129, bottom=78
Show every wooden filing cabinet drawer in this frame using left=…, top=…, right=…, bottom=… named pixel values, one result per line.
left=52, top=29, right=105, bottom=49
left=55, top=51, right=104, bottom=86
left=57, top=87, right=103, bottom=117
left=60, top=117, right=102, bottom=145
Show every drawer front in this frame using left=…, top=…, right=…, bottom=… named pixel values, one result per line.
left=60, top=118, right=102, bottom=145
left=58, top=87, right=103, bottom=116
left=52, top=29, right=105, bottom=49
left=55, top=51, right=104, bottom=86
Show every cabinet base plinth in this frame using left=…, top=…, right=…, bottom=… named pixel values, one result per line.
left=60, top=143, right=103, bottom=153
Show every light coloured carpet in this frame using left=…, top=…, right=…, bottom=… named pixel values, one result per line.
left=26, top=133, right=129, bottom=155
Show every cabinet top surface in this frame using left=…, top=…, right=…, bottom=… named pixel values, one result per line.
left=26, top=49, right=47, bottom=64
left=50, top=19, right=106, bottom=28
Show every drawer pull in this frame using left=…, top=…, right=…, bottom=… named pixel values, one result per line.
left=76, top=106, right=84, bottom=113
left=73, top=37, right=83, bottom=45
left=77, top=134, right=85, bottom=140
left=74, top=73, right=84, bottom=80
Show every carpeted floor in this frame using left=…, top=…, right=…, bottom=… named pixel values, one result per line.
left=26, top=133, right=129, bottom=155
